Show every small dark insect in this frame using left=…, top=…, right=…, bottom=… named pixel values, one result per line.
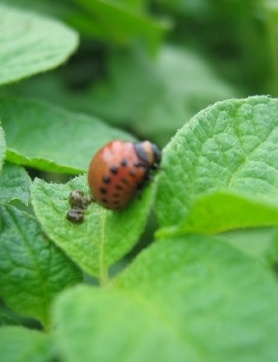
left=70, top=190, right=92, bottom=210
left=66, top=190, right=93, bottom=223
left=66, top=207, right=85, bottom=223
left=88, top=140, right=161, bottom=210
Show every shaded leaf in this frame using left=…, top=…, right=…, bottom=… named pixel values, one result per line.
left=89, top=46, right=237, bottom=145
left=0, top=205, right=82, bottom=328
left=0, top=122, right=6, bottom=171
left=0, top=162, right=31, bottom=205
left=0, top=326, right=54, bottom=362
left=72, top=0, right=170, bottom=54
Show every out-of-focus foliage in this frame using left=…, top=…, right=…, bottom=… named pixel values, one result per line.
left=2, top=0, right=276, bottom=146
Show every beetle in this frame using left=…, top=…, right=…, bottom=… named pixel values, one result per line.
left=87, top=140, right=161, bottom=210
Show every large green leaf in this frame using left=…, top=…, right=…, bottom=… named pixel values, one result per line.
left=156, top=96, right=278, bottom=231
left=31, top=174, right=158, bottom=279
left=0, top=205, right=82, bottom=329
left=53, top=235, right=278, bottom=361
left=0, top=97, right=135, bottom=173
left=0, top=3, right=78, bottom=85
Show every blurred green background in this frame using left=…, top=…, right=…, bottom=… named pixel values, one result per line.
left=3, top=0, right=278, bottom=146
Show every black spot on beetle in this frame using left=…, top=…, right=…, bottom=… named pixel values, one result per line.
left=129, top=170, right=136, bottom=177
left=116, top=185, right=123, bottom=190
left=121, top=159, right=128, bottom=167
left=110, top=166, right=118, bottom=174
left=102, top=175, right=111, bottom=183
left=121, top=178, right=129, bottom=185
left=112, top=193, right=120, bottom=198
left=101, top=198, right=108, bottom=204
left=100, top=187, right=107, bottom=194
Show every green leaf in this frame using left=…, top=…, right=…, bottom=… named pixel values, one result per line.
left=0, top=205, right=82, bottom=329
left=53, top=235, right=278, bottom=361
left=0, top=326, right=54, bottom=362
left=220, top=227, right=277, bottom=263
left=157, top=191, right=278, bottom=238
left=89, top=46, right=237, bottom=145
left=89, top=48, right=161, bottom=124
left=17, top=46, right=236, bottom=146
left=53, top=286, right=196, bottom=362
left=156, top=96, right=278, bottom=230
left=112, top=0, right=146, bottom=11
left=0, top=0, right=72, bottom=18
left=31, top=174, right=157, bottom=279
left=0, top=122, right=6, bottom=171
left=267, top=228, right=278, bottom=265
left=157, top=0, right=209, bottom=15
left=133, top=46, right=237, bottom=145
left=72, top=0, right=170, bottom=54
left=0, top=3, right=78, bottom=86
left=263, top=0, right=278, bottom=95
left=0, top=97, right=135, bottom=173
left=0, top=162, right=31, bottom=205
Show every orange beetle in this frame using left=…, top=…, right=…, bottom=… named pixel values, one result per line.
left=88, top=140, right=161, bottom=210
